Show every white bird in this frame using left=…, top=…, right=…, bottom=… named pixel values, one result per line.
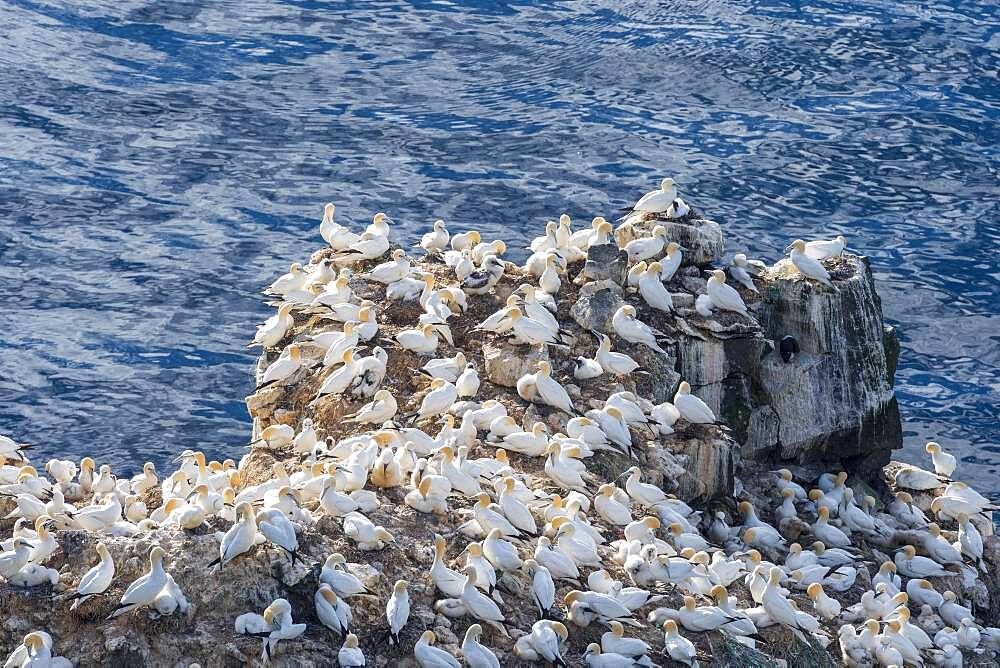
left=452, top=230, right=481, bottom=252
left=313, top=349, right=361, bottom=401
left=787, top=239, right=833, bottom=286
left=412, top=379, right=458, bottom=421
left=396, top=323, right=442, bottom=355
left=338, top=634, right=366, bottom=667
left=107, top=547, right=172, bottom=618
left=624, top=225, right=667, bottom=263
left=460, top=565, right=506, bottom=626
left=638, top=263, right=674, bottom=312
left=729, top=254, right=759, bottom=293
left=344, top=390, right=398, bottom=425
left=925, top=442, right=957, bottom=477
left=804, top=235, right=847, bottom=259
left=538, top=253, right=562, bottom=295
left=527, top=361, right=576, bottom=414
left=211, top=502, right=258, bottom=569
left=761, top=567, right=819, bottom=633
left=258, top=344, right=305, bottom=388
left=414, top=630, right=460, bottom=668
left=895, top=545, right=952, bottom=578
left=315, top=584, right=352, bottom=636
left=257, top=598, right=306, bottom=663
left=456, top=365, right=480, bottom=398
left=386, top=579, right=410, bottom=645
left=342, top=512, right=394, bottom=550
left=362, top=249, right=410, bottom=284
left=334, top=231, right=390, bottom=263
left=806, top=582, right=842, bottom=620
left=250, top=303, right=295, bottom=349
left=593, top=333, right=641, bottom=377
left=659, top=242, right=683, bottom=281
left=257, top=508, right=301, bottom=565
left=673, top=381, right=716, bottom=424
left=65, top=541, right=115, bottom=611
left=706, top=269, right=749, bottom=316
left=462, top=624, right=500, bottom=668
left=611, top=305, right=667, bottom=355
left=662, top=619, right=698, bottom=666
left=627, top=178, right=678, bottom=215
left=320, top=553, right=370, bottom=598
left=420, top=352, right=467, bottom=383
left=421, top=219, right=450, bottom=253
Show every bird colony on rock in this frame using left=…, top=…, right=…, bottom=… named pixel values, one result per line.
left=0, top=180, right=996, bottom=667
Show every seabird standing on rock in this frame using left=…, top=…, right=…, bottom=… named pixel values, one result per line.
left=620, top=177, right=678, bottom=218
left=706, top=270, right=749, bottom=316
left=786, top=239, right=833, bottom=286
left=805, top=235, right=847, bottom=260
left=729, top=254, right=759, bottom=293
left=673, top=381, right=716, bottom=424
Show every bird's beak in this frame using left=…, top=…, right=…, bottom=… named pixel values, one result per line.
left=783, top=243, right=794, bottom=254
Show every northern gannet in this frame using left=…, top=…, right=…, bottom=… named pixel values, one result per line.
left=334, top=230, right=390, bottom=263
left=611, top=305, right=667, bottom=355
left=502, top=422, right=549, bottom=457
left=342, top=512, right=394, bottom=550
left=787, top=240, right=832, bottom=286
left=411, top=379, right=459, bottom=422
left=316, top=584, right=352, bottom=636
left=462, top=255, right=505, bottom=295
left=338, top=633, right=366, bottom=667
left=321, top=553, right=370, bottom=597
left=662, top=619, right=698, bottom=666
left=515, top=620, right=568, bottom=664
left=626, top=261, right=647, bottom=288
left=592, top=333, right=640, bottom=377
left=804, top=235, right=847, bottom=260
left=420, top=219, right=449, bottom=253
left=362, top=248, right=410, bottom=284
left=460, top=565, right=506, bottom=628
left=386, top=579, right=410, bottom=645
left=415, top=630, right=461, bottom=668
left=925, top=441, right=957, bottom=478
left=583, top=644, right=639, bottom=667
left=595, top=484, right=634, bottom=526
left=108, top=546, right=174, bottom=619
left=706, top=269, right=749, bottom=316
left=624, top=225, right=667, bottom=263
left=638, top=263, right=674, bottom=312
left=455, top=364, right=480, bottom=398
left=257, top=508, right=301, bottom=564
left=894, top=545, right=952, bottom=578
left=462, top=624, right=500, bottom=668
left=673, top=381, right=716, bottom=424
left=396, top=323, right=443, bottom=355
left=526, top=361, right=576, bottom=415
left=659, top=242, right=683, bottom=281
left=250, top=302, right=295, bottom=349
left=624, top=178, right=678, bottom=216
left=452, top=230, right=481, bottom=252
left=729, top=254, right=759, bottom=293
left=538, top=254, right=561, bottom=294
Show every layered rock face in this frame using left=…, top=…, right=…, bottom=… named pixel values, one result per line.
left=617, top=215, right=902, bottom=482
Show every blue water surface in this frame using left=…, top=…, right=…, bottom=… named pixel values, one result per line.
left=0, top=0, right=997, bottom=492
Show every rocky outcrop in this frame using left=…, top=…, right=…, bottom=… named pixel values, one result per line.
left=0, top=204, right=916, bottom=668
left=614, top=215, right=725, bottom=266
